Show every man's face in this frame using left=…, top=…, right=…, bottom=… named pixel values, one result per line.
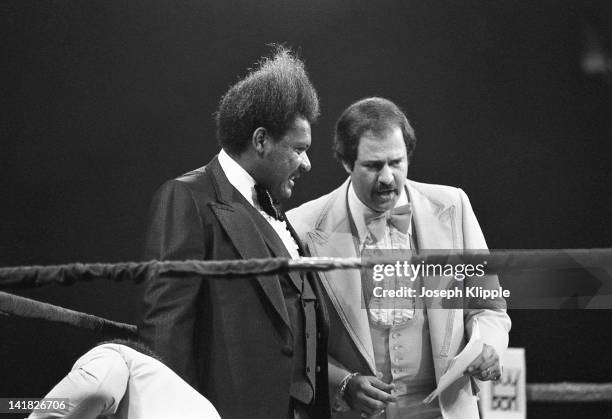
left=261, top=116, right=312, bottom=200
left=345, top=125, right=408, bottom=213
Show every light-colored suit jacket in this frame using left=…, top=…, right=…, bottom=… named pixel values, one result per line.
left=287, top=178, right=511, bottom=419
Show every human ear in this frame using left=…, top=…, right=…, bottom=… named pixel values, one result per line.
left=342, top=161, right=353, bottom=174
left=252, top=127, right=268, bottom=154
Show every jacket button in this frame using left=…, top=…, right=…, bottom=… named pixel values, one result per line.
left=316, top=366, right=321, bottom=373
left=281, top=345, right=294, bottom=357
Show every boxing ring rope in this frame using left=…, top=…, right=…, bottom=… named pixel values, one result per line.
left=2, top=248, right=612, bottom=402
left=527, top=383, right=612, bottom=402
left=2, top=248, right=612, bottom=288
left=0, top=291, right=137, bottom=336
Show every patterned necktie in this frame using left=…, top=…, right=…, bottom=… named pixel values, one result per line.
left=254, top=184, right=283, bottom=221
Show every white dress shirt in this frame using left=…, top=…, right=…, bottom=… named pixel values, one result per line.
left=218, top=149, right=300, bottom=259
left=29, top=344, right=221, bottom=419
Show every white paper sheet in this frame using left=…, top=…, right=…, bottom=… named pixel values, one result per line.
left=423, top=319, right=484, bottom=404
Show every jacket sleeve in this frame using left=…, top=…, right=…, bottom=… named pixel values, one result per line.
left=458, top=188, right=511, bottom=363
left=138, top=180, right=206, bottom=388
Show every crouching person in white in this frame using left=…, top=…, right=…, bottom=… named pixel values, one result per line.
left=28, top=340, right=221, bottom=419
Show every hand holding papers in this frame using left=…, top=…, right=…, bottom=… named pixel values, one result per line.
left=423, top=320, right=484, bottom=404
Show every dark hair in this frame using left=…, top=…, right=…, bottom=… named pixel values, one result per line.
left=215, top=46, right=320, bottom=155
left=333, top=97, right=416, bottom=169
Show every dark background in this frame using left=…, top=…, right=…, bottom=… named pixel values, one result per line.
left=2, top=1, right=611, bottom=417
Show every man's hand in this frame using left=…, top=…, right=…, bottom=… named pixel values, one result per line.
left=465, top=343, right=501, bottom=381
left=344, top=374, right=397, bottom=417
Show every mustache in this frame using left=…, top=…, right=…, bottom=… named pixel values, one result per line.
left=291, top=166, right=309, bottom=179
left=376, top=183, right=397, bottom=192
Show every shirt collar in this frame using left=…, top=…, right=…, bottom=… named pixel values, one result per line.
left=347, top=181, right=410, bottom=244
left=218, top=149, right=300, bottom=258
left=218, top=148, right=257, bottom=207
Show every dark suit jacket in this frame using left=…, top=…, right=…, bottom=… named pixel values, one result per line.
left=138, top=155, right=330, bottom=419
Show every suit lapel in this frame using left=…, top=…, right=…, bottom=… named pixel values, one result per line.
left=307, top=180, right=376, bottom=374
left=207, top=157, right=292, bottom=331
left=308, top=180, right=462, bottom=375
left=407, top=181, right=462, bottom=378
left=407, top=181, right=456, bottom=250
left=249, top=209, right=305, bottom=292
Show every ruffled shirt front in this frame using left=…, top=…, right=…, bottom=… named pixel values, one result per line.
left=347, top=183, right=415, bottom=327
